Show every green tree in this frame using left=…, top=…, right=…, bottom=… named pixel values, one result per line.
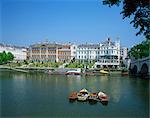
left=0, top=53, right=3, bottom=64
left=128, top=40, right=150, bottom=59
left=103, top=0, right=150, bottom=39
left=2, top=51, right=8, bottom=63
left=7, top=52, right=14, bottom=61
left=0, top=51, right=14, bottom=64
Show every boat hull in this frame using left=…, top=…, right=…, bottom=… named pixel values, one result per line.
left=65, top=72, right=80, bottom=75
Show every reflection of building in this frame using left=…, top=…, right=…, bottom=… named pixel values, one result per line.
left=76, top=38, right=121, bottom=68
left=0, top=43, right=27, bottom=60
left=29, top=43, right=76, bottom=62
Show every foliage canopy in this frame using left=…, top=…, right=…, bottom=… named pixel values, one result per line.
left=103, top=0, right=150, bottom=39
left=128, top=40, right=150, bottom=59
left=0, top=51, right=14, bottom=64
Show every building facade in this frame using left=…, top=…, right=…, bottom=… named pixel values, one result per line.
left=76, top=44, right=99, bottom=62
left=120, top=47, right=128, bottom=60
left=95, top=38, right=120, bottom=68
left=29, top=43, right=59, bottom=62
left=76, top=38, right=121, bottom=68
left=0, top=44, right=27, bottom=60
left=29, top=43, right=76, bottom=63
left=58, top=45, right=71, bottom=62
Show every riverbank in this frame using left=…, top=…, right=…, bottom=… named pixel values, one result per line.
left=0, top=65, right=122, bottom=76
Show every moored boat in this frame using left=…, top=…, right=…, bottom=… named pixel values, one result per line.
left=98, top=91, right=109, bottom=102
left=100, top=70, right=109, bottom=75
left=69, top=92, right=77, bottom=100
left=88, top=93, right=99, bottom=102
left=121, top=68, right=128, bottom=76
left=121, top=71, right=129, bottom=76
left=77, top=88, right=89, bottom=101
left=65, top=68, right=81, bottom=75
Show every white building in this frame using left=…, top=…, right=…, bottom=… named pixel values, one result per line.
left=120, top=47, right=128, bottom=60
left=76, top=44, right=99, bottom=62
left=95, top=38, right=120, bottom=68
left=0, top=44, right=27, bottom=60
left=70, top=44, right=77, bottom=60
left=76, top=38, right=121, bottom=68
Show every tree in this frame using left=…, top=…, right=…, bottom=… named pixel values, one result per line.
left=0, top=51, right=14, bottom=64
left=7, top=52, right=14, bottom=61
left=0, top=53, right=3, bottom=64
left=103, top=0, right=150, bottom=39
left=128, top=40, right=150, bottom=59
left=2, top=51, right=8, bottom=63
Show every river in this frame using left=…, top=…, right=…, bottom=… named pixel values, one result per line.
left=0, top=69, right=149, bottom=118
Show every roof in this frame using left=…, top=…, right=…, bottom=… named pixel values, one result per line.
left=0, top=43, right=27, bottom=49
left=101, top=39, right=115, bottom=47
left=78, top=44, right=99, bottom=49
left=30, top=43, right=62, bottom=48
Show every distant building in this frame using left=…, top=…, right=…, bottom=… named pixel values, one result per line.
left=58, top=45, right=71, bottom=63
left=29, top=42, right=76, bottom=63
left=95, top=38, right=120, bottom=69
left=76, top=38, right=121, bottom=68
left=29, top=43, right=59, bottom=62
left=0, top=43, right=27, bottom=60
left=76, top=44, right=99, bottom=62
left=120, top=47, right=128, bottom=60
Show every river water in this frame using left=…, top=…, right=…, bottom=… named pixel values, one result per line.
left=0, top=69, right=149, bottom=118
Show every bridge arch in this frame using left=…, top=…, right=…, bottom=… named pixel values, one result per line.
left=132, top=65, right=138, bottom=74
left=140, top=63, right=148, bottom=76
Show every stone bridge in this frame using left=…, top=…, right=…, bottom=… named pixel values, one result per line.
left=130, top=56, right=150, bottom=78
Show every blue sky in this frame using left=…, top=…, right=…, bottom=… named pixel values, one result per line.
left=1, top=0, right=145, bottom=48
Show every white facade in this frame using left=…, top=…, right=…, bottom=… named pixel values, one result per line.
left=120, top=47, right=128, bottom=60
left=0, top=44, right=27, bottom=60
left=70, top=44, right=77, bottom=60
left=76, top=44, right=99, bottom=61
left=76, top=38, right=121, bottom=68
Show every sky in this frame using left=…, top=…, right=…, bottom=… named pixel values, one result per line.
left=1, top=0, right=145, bottom=48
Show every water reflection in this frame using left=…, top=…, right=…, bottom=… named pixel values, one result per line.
left=66, top=75, right=81, bottom=80
left=1, top=69, right=149, bottom=118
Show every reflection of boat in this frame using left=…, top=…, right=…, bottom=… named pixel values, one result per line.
left=100, top=70, right=109, bottom=74
left=77, top=88, right=89, bottom=101
left=69, top=92, right=77, bottom=100
left=65, top=69, right=81, bottom=75
left=98, top=91, right=109, bottom=102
